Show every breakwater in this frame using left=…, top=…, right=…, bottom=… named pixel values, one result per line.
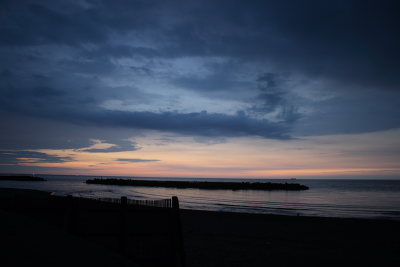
left=86, top=178, right=309, bottom=191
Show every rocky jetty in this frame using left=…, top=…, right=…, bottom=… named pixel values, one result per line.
left=86, top=178, right=309, bottom=191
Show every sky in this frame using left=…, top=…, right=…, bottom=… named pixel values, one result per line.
left=0, top=0, right=399, bottom=178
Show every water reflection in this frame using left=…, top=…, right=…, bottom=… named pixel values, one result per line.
left=1, top=175, right=400, bottom=219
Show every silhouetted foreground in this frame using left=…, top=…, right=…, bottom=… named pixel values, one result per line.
left=86, top=178, right=309, bottom=190
left=1, top=188, right=399, bottom=267
left=0, top=188, right=184, bottom=267
left=0, top=175, right=46, bottom=181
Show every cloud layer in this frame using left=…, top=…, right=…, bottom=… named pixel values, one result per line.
left=1, top=0, right=399, bottom=153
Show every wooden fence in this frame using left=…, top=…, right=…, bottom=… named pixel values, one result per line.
left=91, top=196, right=173, bottom=208
left=0, top=193, right=185, bottom=267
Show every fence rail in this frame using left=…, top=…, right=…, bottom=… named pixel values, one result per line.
left=72, top=196, right=174, bottom=208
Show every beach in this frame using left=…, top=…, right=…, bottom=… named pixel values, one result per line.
left=181, top=209, right=400, bottom=267
left=1, top=188, right=399, bottom=267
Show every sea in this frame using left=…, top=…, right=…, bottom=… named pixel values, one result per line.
left=1, top=175, right=400, bottom=220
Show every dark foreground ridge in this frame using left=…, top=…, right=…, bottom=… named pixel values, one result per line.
left=0, top=175, right=46, bottom=181
left=86, top=178, right=309, bottom=190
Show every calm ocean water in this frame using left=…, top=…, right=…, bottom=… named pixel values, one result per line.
left=1, top=175, right=400, bottom=220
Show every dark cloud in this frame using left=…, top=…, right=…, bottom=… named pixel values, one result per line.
left=82, top=45, right=160, bottom=60
left=0, top=113, right=142, bottom=150
left=0, top=0, right=399, bottom=149
left=0, top=103, right=292, bottom=140
left=0, top=74, right=293, bottom=139
left=80, top=140, right=140, bottom=153
left=293, top=90, right=400, bottom=136
left=192, top=136, right=228, bottom=145
left=0, top=150, right=72, bottom=165
left=0, top=165, right=76, bottom=173
left=73, top=110, right=292, bottom=139
left=0, top=1, right=107, bottom=46
left=2, top=0, right=399, bottom=92
left=129, top=66, right=153, bottom=76
left=247, top=73, right=301, bottom=125
left=117, top=158, right=160, bottom=163
left=251, top=73, right=287, bottom=113
left=174, top=75, right=249, bottom=95
left=118, top=0, right=400, bottom=92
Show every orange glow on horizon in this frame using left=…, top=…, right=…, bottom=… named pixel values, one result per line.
left=11, top=129, right=400, bottom=178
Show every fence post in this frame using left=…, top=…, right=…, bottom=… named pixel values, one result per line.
left=119, top=196, right=128, bottom=255
left=171, top=196, right=185, bottom=267
left=64, top=195, right=74, bottom=234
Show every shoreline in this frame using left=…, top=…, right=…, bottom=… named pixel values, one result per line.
left=0, top=187, right=398, bottom=223
left=1, top=187, right=398, bottom=221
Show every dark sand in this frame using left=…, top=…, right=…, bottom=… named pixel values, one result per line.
left=1, top=188, right=399, bottom=267
left=181, top=209, right=400, bottom=267
left=0, top=209, right=139, bottom=267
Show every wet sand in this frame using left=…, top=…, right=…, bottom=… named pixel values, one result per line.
left=1, top=188, right=399, bottom=267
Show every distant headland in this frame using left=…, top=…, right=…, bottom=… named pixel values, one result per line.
left=86, top=178, right=309, bottom=191
left=0, top=175, right=46, bottom=181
